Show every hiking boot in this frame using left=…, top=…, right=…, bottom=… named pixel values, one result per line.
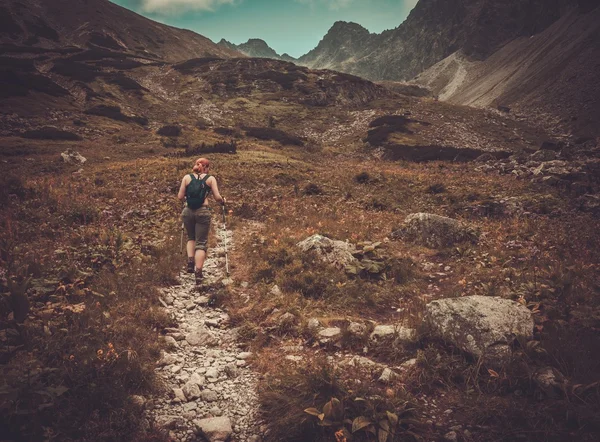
left=195, top=269, right=204, bottom=286
left=186, top=259, right=195, bottom=274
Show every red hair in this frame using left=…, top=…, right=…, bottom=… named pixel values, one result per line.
left=193, top=157, right=210, bottom=173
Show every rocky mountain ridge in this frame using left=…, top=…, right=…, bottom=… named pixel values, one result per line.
left=0, top=0, right=242, bottom=61
left=298, top=0, right=596, bottom=81
left=218, top=38, right=296, bottom=62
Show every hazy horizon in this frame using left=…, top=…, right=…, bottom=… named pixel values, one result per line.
left=109, top=0, right=419, bottom=58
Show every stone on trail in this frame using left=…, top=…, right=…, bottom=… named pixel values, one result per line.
left=195, top=416, right=233, bottom=442
left=392, top=213, right=478, bottom=249
left=186, top=328, right=218, bottom=347
left=297, top=234, right=359, bottom=269
left=422, top=295, right=534, bottom=366
left=182, top=381, right=201, bottom=401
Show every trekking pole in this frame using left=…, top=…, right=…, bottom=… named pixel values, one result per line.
left=180, top=202, right=186, bottom=256
left=221, top=201, right=230, bottom=276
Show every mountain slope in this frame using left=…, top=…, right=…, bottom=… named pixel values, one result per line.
left=414, top=7, right=600, bottom=138
left=298, top=0, right=592, bottom=81
left=218, top=38, right=297, bottom=62
left=0, top=0, right=242, bottom=61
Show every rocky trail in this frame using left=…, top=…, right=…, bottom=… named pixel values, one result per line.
left=145, top=223, right=262, bottom=442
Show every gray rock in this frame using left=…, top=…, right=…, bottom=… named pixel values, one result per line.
left=347, top=321, right=366, bottom=336
left=183, top=382, right=201, bottom=401
left=156, top=415, right=183, bottom=430
left=530, top=149, right=557, bottom=162
left=392, top=213, right=478, bottom=249
left=201, top=390, right=219, bottom=402
left=378, top=368, right=398, bottom=383
left=61, top=149, right=87, bottom=165
left=400, top=358, right=417, bottom=370
left=297, top=234, right=358, bottom=269
left=370, top=325, right=396, bottom=341
left=534, top=366, right=566, bottom=398
left=162, top=335, right=178, bottom=349
left=348, top=355, right=379, bottom=368
left=279, top=312, right=297, bottom=326
left=444, top=431, right=458, bottom=442
left=422, top=295, right=534, bottom=366
left=189, top=372, right=206, bottom=387
left=197, top=295, right=210, bottom=306
left=157, top=352, right=178, bottom=367
left=195, top=416, right=233, bottom=442
left=206, top=367, right=219, bottom=379
left=307, top=318, right=321, bottom=331
left=209, top=406, right=223, bottom=416
left=173, top=388, right=186, bottom=402
left=319, top=327, right=341, bottom=339
left=186, top=329, right=218, bottom=347
left=237, top=352, right=252, bottom=360
left=270, top=285, right=282, bottom=296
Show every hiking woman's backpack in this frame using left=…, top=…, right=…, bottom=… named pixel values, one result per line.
left=186, top=174, right=211, bottom=209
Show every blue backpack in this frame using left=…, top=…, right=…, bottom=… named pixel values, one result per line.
left=186, top=174, right=211, bottom=209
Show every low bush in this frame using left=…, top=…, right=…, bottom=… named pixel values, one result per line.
left=84, top=105, right=148, bottom=126
left=157, top=125, right=182, bottom=137
left=244, top=126, right=304, bottom=146
left=258, top=356, right=422, bottom=442
left=21, top=127, right=82, bottom=141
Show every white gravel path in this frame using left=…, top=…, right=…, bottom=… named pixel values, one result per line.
left=145, top=223, right=262, bottom=442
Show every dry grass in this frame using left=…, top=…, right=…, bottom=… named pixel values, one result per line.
left=1, top=105, right=599, bottom=441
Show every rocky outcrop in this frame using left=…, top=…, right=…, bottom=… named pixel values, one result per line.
left=422, top=295, right=534, bottom=366
left=61, top=148, right=86, bottom=165
left=297, top=234, right=359, bottom=269
left=392, top=213, right=478, bottom=249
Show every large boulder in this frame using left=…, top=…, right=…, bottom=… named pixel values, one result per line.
left=392, top=213, right=477, bottom=249
left=297, top=234, right=358, bottom=268
left=195, top=416, right=233, bottom=442
left=422, top=295, right=533, bottom=366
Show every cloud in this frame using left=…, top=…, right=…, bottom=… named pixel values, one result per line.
left=296, top=0, right=353, bottom=11
left=139, top=0, right=236, bottom=15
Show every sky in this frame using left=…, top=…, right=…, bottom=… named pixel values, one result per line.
left=110, top=0, right=419, bottom=58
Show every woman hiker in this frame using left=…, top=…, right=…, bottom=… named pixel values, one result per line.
left=177, top=157, right=225, bottom=286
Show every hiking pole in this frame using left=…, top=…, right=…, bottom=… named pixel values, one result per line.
left=221, top=201, right=230, bottom=276
left=180, top=202, right=186, bottom=256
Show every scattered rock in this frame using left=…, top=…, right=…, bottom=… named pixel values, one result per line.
left=319, top=327, right=341, bottom=339
left=347, top=321, right=367, bottom=336
left=422, top=295, right=534, bottom=366
left=183, top=381, right=201, bottom=401
left=195, top=416, right=233, bottom=442
left=186, top=328, right=218, bottom=347
left=530, top=149, right=557, bottom=162
left=534, top=366, right=566, bottom=398
left=269, top=285, right=282, bottom=296
left=60, top=148, right=87, bottom=165
left=444, top=430, right=458, bottom=442
left=392, top=213, right=478, bottom=249
left=173, top=388, right=186, bottom=402
left=297, top=234, right=358, bottom=269
left=201, top=390, right=219, bottom=402
left=307, top=318, right=321, bottom=331
left=378, top=368, right=398, bottom=383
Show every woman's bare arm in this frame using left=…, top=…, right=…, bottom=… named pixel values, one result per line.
left=208, top=176, right=224, bottom=203
left=177, top=176, right=189, bottom=201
